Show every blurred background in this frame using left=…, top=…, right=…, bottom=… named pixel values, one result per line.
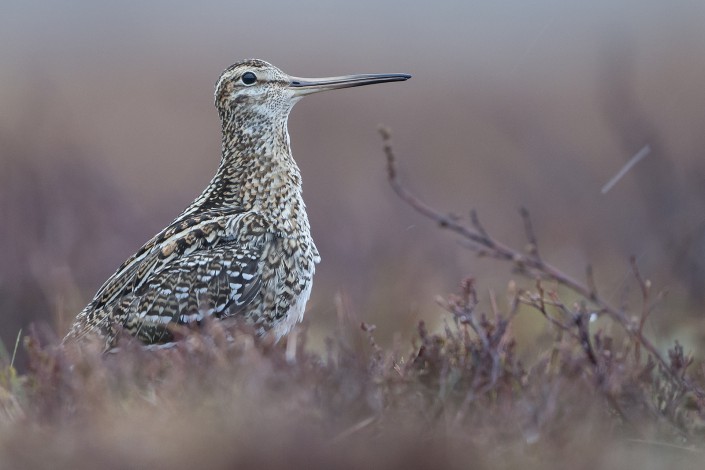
left=1, top=0, right=704, bottom=365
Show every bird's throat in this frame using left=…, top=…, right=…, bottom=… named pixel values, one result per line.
left=182, top=116, right=306, bottom=236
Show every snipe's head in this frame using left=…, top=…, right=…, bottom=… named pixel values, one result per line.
left=214, top=59, right=410, bottom=122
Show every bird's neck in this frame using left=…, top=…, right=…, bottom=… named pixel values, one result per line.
left=180, top=112, right=308, bottom=235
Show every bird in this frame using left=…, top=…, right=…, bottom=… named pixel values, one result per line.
left=65, top=59, right=411, bottom=349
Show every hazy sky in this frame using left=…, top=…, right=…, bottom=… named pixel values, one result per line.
left=3, top=1, right=703, bottom=77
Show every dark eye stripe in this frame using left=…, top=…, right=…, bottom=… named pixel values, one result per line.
left=241, top=72, right=257, bottom=85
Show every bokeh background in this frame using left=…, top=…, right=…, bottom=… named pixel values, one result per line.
left=1, top=0, right=704, bottom=365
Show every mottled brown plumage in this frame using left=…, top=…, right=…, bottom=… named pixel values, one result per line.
left=65, top=59, right=410, bottom=349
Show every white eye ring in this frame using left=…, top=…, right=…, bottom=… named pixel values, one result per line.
left=241, top=72, right=257, bottom=86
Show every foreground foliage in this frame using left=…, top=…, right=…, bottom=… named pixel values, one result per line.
left=1, top=135, right=703, bottom=469
left=0, top=270, right=702, bottom=469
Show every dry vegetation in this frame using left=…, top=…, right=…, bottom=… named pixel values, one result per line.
left=0, top=134, right=704, bottom=469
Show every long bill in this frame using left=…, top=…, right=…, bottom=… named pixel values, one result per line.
left=288, top=72, right=411, bottom=96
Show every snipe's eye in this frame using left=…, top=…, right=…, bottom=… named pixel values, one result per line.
left=241, top=72, right=257, bottom=86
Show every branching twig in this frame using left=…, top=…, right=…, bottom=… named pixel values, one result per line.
left=520, top=206, right=541, bottom=261
left=585, top=264, right=598, bottom=301
left=379, top=127, right=701, bottom=398
left=380, top=127, right=606, bottom=308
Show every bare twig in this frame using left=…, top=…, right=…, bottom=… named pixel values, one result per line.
left=380, top=128, right=603, bottom=306
left=586, top=264, right=598, bottom=301
left=601, top=144, right=651, bottom=194
left=520, top=206, right=541, bottom=261
left=379, top=128, right=701, bottom=398
left=575, top=306, right=597, bottom=367
left=329, top=416, right=377, bottom=444
left=10, top=329, right=22, bottom=370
